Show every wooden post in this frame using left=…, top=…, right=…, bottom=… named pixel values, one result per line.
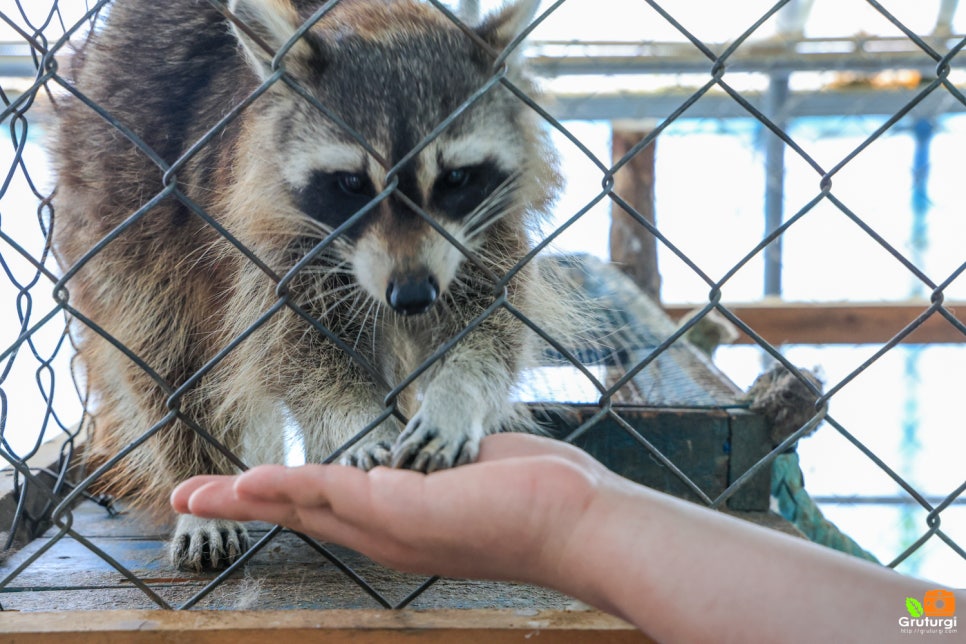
left=609, top=122, right=660, bottom=301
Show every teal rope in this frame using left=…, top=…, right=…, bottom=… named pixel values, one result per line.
left=772, top=452, right=880, bottom=564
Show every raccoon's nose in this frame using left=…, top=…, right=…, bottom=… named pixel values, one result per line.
left=386, top=275, right=439, bottom=316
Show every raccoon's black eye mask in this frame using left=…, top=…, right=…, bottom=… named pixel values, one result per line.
left=430, top=160, right=509, bottom=220
left=295, top=170, right=376, bottom=235
left=296, top=160, right=509, bottom=234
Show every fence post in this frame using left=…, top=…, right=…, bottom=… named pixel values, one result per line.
left=609, top=122, right=660, bottom=301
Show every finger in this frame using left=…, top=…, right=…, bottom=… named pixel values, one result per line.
left=192, top=476, right=429, bottom=572
left=170, top=467, right=439, bottom=572
left=233, top=463, right=371, bottom=508
left=171, top=475, right=238, bottom=513
left=182, top=479, right=302, bottom=525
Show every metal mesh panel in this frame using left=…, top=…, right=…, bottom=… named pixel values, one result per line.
left=0, top=0, right=963, bottom=611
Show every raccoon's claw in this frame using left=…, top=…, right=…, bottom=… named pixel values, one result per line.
left=170, top=515, right=250, bottom=572
left=391, top=419, right=479, bottom=473
left=339, top=440, right=393, bottom=471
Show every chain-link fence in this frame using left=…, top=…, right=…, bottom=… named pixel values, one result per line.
left=1, top=0, right=964, bottom=613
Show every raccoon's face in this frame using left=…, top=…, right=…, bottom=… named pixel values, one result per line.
left=230, top=0, right=551, bottom=316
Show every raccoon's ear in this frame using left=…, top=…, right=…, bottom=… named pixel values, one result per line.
left=475, top=0, right=541, bottom=57
left=228, top=0, right=323, bottom=80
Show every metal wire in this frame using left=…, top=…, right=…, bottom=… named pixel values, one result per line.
left=0, top=0, right=963, bottom=613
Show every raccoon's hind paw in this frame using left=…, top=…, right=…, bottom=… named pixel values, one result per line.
left=170, top=515, right=250, bottom=572
left=339, top=439, right=392, bottom=471
left=391, top=417, right=481, bottom=473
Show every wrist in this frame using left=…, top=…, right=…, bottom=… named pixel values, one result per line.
left=532, top=470, right=633, bottom=610
left=546, top=473, right=664, bottom=623
left=502, top=456, right=610, bottom=589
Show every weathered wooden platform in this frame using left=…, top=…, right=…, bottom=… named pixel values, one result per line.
left=1, top=500, right=576, bottom=611
left=0, top=490, right=793, bottom=614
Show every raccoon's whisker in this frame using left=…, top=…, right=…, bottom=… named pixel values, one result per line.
left=465, top=174, right=520, bottom=238
left=313, top=282, right=360, bottom=306
left=299, top=219, right=355, bottom=246
left=426, top=293, right=445, bottom=326
left=301, top=288, right=362, bottom=343
left=342, top=291, right=372, bottom=332
left=352, top=299, right=378, bottom=353
left=304, top=241, right=353, bottom=261
left=301, top=270, right=355, bottom=285
left=465, top=202, right=500, bottom=236
left=294, top=286, right=360, bottom=344
left=309, top=287, right=361, bottom=323
left=294, top=274, right=356, bottom=301
left=452, top=270, right=500, bottom=295
left=300, top=262, right=354, bottom=280
left=297, top=270, right=352, bottom=284
left=297, top=253, right=351, bottom=270
left=291, top=231, right=354, bottom=264
left=370, top=303, right=382, bottom=358
left=308, top=258, right=351, bottom=268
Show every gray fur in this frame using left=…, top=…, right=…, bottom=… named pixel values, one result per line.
left=54, top=0, right=562, bottom=571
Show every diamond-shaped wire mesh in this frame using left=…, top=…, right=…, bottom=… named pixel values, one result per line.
left=0, top=0, right=963, bottom=612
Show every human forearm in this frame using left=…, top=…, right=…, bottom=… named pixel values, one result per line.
left=172, top=434, right=962, bottom=643
left=548, top=475, right=956, bottom=643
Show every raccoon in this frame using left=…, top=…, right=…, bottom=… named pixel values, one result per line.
left=53, top=0, right=561, bottom=571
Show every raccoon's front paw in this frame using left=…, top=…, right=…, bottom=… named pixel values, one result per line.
left=391, top=415, right=481, bottom=473
left=339, top=439, right=393, bottom=471
left=170, top=515, right=250, bottom=572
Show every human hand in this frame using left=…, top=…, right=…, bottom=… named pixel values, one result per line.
left=170, top=433, right=610, bottom=584
left=175, top=429, right=941, bottom=642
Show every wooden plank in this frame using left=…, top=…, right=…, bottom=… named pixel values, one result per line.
left=0, top=609, right=653, bottom=643
left=0, top=510, right=574, bottom=612
left=548, top=406, right=732, bottom=506
left=528, top=35, right=966, bottom=75
left=725, top=411, right=771, bottom=512
left=664, top=301, right=966, bottom=345
left=0, top=573, right=575, bottom=613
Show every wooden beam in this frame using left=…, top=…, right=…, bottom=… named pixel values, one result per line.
left=528, top=35, right=966, bottom=75
left=0, top=609, right=651, bottom=643
left=663, top=302, right=965, bottom=345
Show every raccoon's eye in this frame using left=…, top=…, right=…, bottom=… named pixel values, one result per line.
left=337, top=172, right=366, bottom=195
left=431, top=161, right=509, bottom=221
left=442, top=167, right=470, bottom=189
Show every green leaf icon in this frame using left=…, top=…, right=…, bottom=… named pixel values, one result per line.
left=906, top=597, right=924, bottom=618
